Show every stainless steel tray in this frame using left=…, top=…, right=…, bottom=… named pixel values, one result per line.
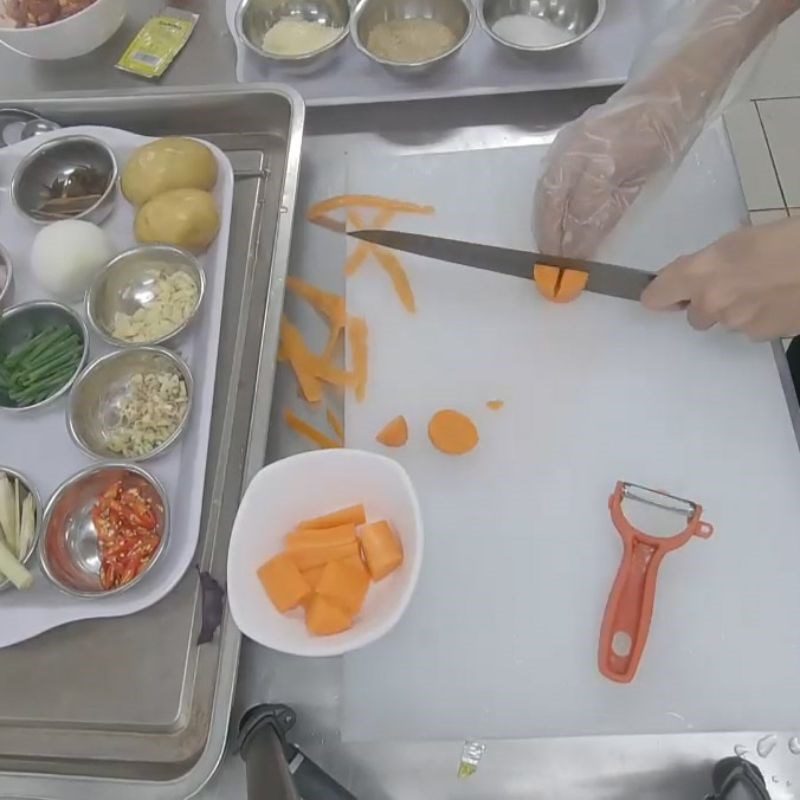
left=0, top=85, right=303, bottom=800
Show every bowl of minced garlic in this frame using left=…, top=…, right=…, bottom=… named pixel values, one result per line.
left=352, top=0, right=474, bottom=73
left=236, top=0, right=350, bottom=69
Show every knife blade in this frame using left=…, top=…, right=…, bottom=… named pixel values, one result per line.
left=348, top=229, right=654, bottom=302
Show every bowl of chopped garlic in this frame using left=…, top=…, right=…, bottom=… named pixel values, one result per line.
left=235, top=0, right=350, bottom=71
left=351, top=0, right=474, bottom=74
left=86, top=245, right=205, bottom=348
left=68, top=347, right=193, bottom=463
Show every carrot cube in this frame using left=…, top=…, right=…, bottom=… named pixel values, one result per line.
left=361, top=520, right=404, bottom=581
left=286, top=539, right=360, bottom=571
left=301, top=565, right=326, bottom=590
left=285, top=523, right=357, bottom=549
left=305, top=594, right=353, bottom=636
left=298, top=504, right=366, bottom=530
left=317, top=558, right=371, bottom=616
left=257, top=554, right=311, bottom=613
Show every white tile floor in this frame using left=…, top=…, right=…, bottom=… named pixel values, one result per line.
left=723, top=10, right=800, bottom=221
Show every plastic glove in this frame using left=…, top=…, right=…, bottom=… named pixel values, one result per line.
left=641, top=217, right=800, bottom=341
left=534, top=0, right=792, bottom=259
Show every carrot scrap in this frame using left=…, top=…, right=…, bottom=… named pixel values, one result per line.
left=428, top=409, right=479, bottom=455
left=299, top=504, right=366, bottom=529
left=345, top=207, right=395, bottom=276
left=486, top=400, right=505, bottom=411
left=307, top=194, right=436, bottom=222
left=376, top=415, right=408, bottom=448
left=347, top=316, right=368, bottom=403
left=284, top=408, right=342, bottom=450
left=280, top=317, right=324, bottom=403
left=326, top=407, right=345, bottom=442
left=533, top=263, right=589, bottom=304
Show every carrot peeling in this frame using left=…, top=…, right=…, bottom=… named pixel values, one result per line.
left=280, top=317, right=324, bottom=403
left=308, top=194, right=436, bottom=221
left=376, top=415, right=408, bottom=448
left=486, top=400, right=505, bottom=411
left=533, top=263, right=588, bottom=304
left=428, top=409, right=479, bottom=455
left=347, top=316, right=368, bottom=402
left=327, top=407, right=345, bottom=442
left=345, top=207, right=395, bottom=276
left=284, top=408, right=342, bottom=450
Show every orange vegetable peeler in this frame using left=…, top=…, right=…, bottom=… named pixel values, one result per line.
left=599, top=482, right=713, bottom=683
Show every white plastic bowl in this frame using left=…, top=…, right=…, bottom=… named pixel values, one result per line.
left=0, top=0, right=126, bottom=60
left=228, top=449, right=424, bottom=657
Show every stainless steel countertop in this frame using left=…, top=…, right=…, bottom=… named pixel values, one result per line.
left=0, top=0, right=235, bottom=93
left=4, top=5, right=799, bottom=799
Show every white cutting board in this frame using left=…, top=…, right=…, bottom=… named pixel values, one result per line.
left=339, top=127, right=800, bottom=741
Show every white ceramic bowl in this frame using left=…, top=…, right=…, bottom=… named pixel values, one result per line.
left=228, top=449, right=424, bottom=657
left=0, top=0, right=126, bottom=60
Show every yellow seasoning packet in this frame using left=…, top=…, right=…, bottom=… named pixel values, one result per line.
left=116, top=7, right=199, bottom=79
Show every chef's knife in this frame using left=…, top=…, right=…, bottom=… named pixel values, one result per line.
left=348, top=229, right=655, bottom=302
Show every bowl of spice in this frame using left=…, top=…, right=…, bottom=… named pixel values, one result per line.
left=11, top=134, right=118, bottom=225
left=236, top=0, right=349, bottom=71
left=86, top=245, right=205, bottom=348
left=352, top=0, right=474, bottom=74
left=68, top=346, right=192, bottom=462
left=0, top=243, right=12, bottom=309
left=39, top=463, right=167, bottom=597
left=480, top=0, right=605, bottom=54
left=0, top=301, right=88, bottom=413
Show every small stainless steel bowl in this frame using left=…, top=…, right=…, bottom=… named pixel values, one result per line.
left=0, top=244, right=12, bottom=309
left=480, top=0, right=605, bottom=54
left=68, top=347, right=193, bottom=462
left=10, top=134, right=118, bottom=225
left=236, top=0, right=350, bottom=72
left=0, top=301, right=88, bottom=413
left=86, top=245, right=205, bottom=348
left=352, top=0, right=474, bottom=74
left=38, top=463, right=168, bottom=598
left=0, top=467, right=42, bottom=592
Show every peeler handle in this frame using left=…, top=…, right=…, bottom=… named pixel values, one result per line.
left=599, top=539, right=665, bottom=683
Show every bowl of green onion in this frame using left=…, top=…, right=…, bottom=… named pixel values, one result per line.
left=0, top=301, right=88, bottom=412
left=0, top=468, right=41, bottom=592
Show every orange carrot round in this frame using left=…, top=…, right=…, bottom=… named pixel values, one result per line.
left=376, top=416, right=408, bottom=448
left=428, top=409, right=479, bottom=455
left=533, top=264, right=588, bottom=304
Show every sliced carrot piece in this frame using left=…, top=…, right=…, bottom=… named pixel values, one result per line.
left=317, top=558, right=371, bottom=616
left=286, top=523, right=358, bottom=550
left=302, top=565, right=326, bottom=590
left=280, top=317, right=324, bottom=403
left=257, top=554, right=312, bottom=613
left=428, top=409, right=479, bottom=455
left=342, top=552, right=370, bottom=578
left=345, top=207, right=395, bottom=276
left=486, top=400, right=504, bottom=411
left=307, top=195, right=436, bottom=220
left=284, top=409, right=342, bottom=450
left=348, top=316, right=368, bottom=402
left=533, top=263, right=589, bottom=304
left=326, top=407, right=344, bottom=442
left=361, top=520, right=404, bottom=581
left=305, top=594, right=353, bottom=636
left=376, top=415, right=408, bottom=448
left=299, top=504, right=366, bottom=529
left=287, top=539, right=360, bottom=571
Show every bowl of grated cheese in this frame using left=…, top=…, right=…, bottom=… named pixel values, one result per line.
left=235, top=0, right=350, bottom=72
left=86, top=245, right=205, bottom=349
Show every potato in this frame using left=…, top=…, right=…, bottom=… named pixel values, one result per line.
left=135, top=189, right=220, bottom=253
left=122, top=137, right=218, bottom=207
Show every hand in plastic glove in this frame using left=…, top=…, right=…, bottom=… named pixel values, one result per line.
left=534, top=0, right=792, bottom=259
left=641, top=217, right=800, bottom=341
